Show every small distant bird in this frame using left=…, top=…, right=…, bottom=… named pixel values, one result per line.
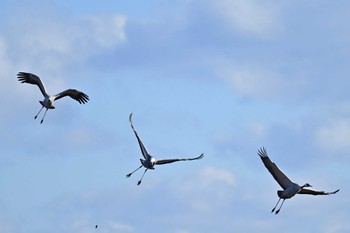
left=17, top=72, right=89, bottom=123
left=258, top=147, right=339, bottom=214
left=127, top=113, right=204, bottom=185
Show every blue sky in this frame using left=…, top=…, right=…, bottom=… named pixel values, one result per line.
left=0, top=0, right=349, bottom=232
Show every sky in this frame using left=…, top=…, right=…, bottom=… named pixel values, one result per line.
left=0, top=0, right=349, bottom=232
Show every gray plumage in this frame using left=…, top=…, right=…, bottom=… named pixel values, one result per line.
left=258, top=147, right=339, bottom=214
left=127, top=113, right=204, bottom=185
left=17, top=72, right=89, bottom=123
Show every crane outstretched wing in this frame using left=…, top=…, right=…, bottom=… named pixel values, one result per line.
left=298, top=188, right=339, bottom=195
left=129, top=113, right=150, bottom=159
left=258, top=147, right=294, bottom=189
left=156, top=153, right=204, bottom=165
left=17, top=72, right=48, bottom=97
left=54, top=89, right=89, bottom=104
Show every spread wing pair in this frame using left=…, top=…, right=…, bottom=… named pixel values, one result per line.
left=258, top=147, right=339, bottom=214
left=17, top=72, right=89, bottom=123
left=129, top=113, right=204, bottom=164
left=127, top=113, right=204, bottom=185
left=18, top=72, right=89, bottom=104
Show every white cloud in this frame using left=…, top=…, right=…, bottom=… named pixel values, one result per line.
left=87, top=14, right=127, bottom=48
left=0, top=1, right=128, bottom=126
left=4, top=2, right=127, bottom=72
left=213, top=0, right=284, bottom=38
left=0, top=221, right=15, bottom=233
left=70, top=220, right=133, bottom=233
left=324, top=219, right=350, bottom=233
left=0, top=35, right=14, bottom=85
left=109, top=222, right=134, bottom=232
left=70, top=220, right=95, bottom=233
left=174, top=230, right=191, bottom=233
left=200, top=166, right=236, bottom=186
left=249, top=122, right=269, bottom=139
left=62, top=126, right=102, bottom=148
left=212, top=129, right=233, bottom=145
left=314, top=118, right=350, bottom=152
left=173, top=166, right=236, bottom=212
left=2, top=1, right=350, bottom=233
left=217, top=65, right=283, bottom=98
left=179, top=166, right=236, bottom=190
left=0, top=36, right=7, bottom=57
left=214, top=60, right=310, bottom=101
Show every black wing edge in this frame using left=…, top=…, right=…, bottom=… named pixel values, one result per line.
left=78, top=91, right=89, bottom=104
left=190, top=153, right=205, bottom=160
left=156, top=153, right=204, bottom=165
left=258, top=147, right=268, bottom=158
left=299, top=188, right=340, bottom=195
left=17, top=72, right=31, bottom=82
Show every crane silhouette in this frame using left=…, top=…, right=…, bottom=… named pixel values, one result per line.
left=127, top=113, right=204, bottom=185
left=258, top=147, right=339, bottom=214
left=17, top=72, right=89, bottom=123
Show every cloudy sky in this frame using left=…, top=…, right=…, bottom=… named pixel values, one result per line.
left=1, top=0, right=349, bottom=232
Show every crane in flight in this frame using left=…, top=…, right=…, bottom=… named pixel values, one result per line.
left=258, top=147, right=339, bottom=214
left=17, top=72, right=89, bottom=124
left=127, top=113, right=204, bottom=185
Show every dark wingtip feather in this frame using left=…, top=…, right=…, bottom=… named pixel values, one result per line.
left=17, top=72, right=27, bottom=83
left=258, top=147, right=268, bottom=158
left=332, top=189, right=340, bottom=194
left=17, top=72, right=36, bottom=84
left=129, top=113, right=134, bottom=127
left=17, top=71, right=26, bottom=76
left=78, top=92, right=89, bottom=104
left=18, top=78, right=26, bottom=83
left=190, top=153, right=204, bottom=160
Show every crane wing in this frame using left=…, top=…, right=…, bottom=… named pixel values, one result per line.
left=129, top=113, right=150, bottom=159
left=298, top=188, right=339, bottom=195
left=54, top=89, right=89, bottom=104
left=156, top=153, right=204, bottom=165
left=17, top=72, right=48, bottom=97
left=258, top=147, right=294, bottom=190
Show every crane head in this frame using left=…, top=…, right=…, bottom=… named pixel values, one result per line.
left=302, top=183, right=312, bottom=188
